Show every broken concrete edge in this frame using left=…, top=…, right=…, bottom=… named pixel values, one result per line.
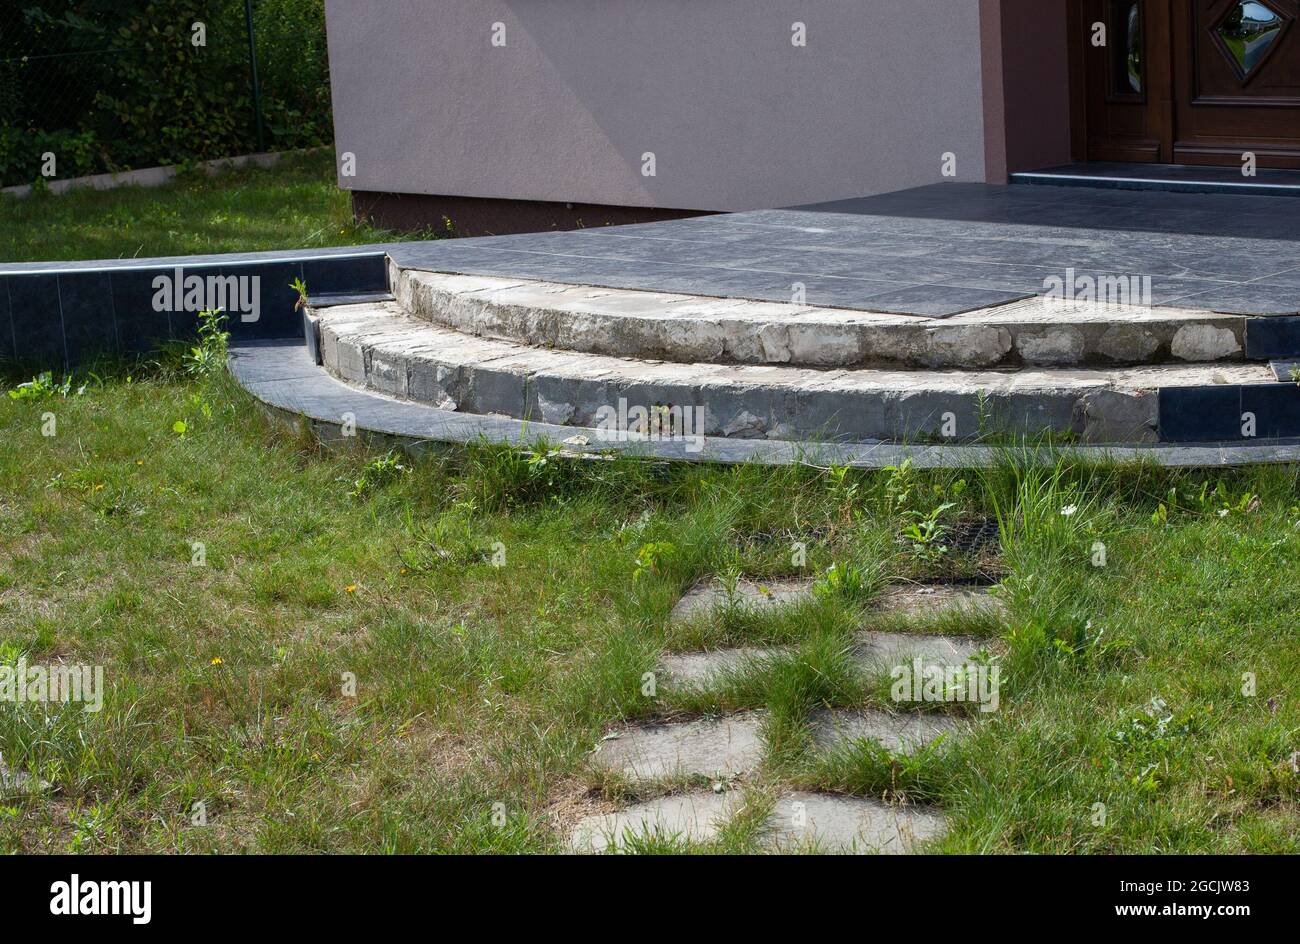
left=228, top=340, right=1300, bottom=468
left=388, top=262, right=1270, bottom=370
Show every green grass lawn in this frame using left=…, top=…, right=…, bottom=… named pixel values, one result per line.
left=0, top=354, right=1298, bottom=853
left=1, top=157, right=1297, bottom=853
left=0, top=150, right=416, bottom=263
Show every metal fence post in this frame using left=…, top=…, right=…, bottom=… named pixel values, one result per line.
left=244, top=0, right=266, bottom=151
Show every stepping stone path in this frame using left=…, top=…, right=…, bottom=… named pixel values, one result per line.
left=658, top=633, right=988, bottom=689
left=657, top=647, right=772, bottom=687
left=590, top=713, right=765, bottom=781
left=669, top=577, right=813, bottom=622
left=808, top=708, right=964, bottom=755
left=0, top=757, right=48, bottom=797
left=573, top=578, right=1002, bottom=853
left=570, top=788, right=945, bottom=854
left=765, top=791, right=948, bottom=854
left=853, top=630, right=986, bottom=672
left=569, top=790, right=739, bottom=854
left=875, top=584, right=1004, bottom=618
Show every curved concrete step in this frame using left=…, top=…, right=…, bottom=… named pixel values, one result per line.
left=314, top=301, right=1274, bottom=445
left=228, top=340, right=1300, bottom=465
left=392, top=263, right=1261, bottom=370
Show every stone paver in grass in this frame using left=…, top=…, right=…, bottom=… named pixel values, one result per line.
left=591, top=714, right=765, bottom=782
left=0, top=759, right=48, bottom=797
left=568, top=790, right=740, bottom=853
left=656, top=582, right=999, bottom=689
left=657, top=630, right=986, bottom=691
left=669, top=577, right=813, bottom=622
left=657, top=646, right=775, bottom=688
left=763, top=792, right=947, bottom=854
left=809, top=708, right=965, bottom=756
left=852, top=631, right=987, bottom=673
left=875, top=584, right=1005, bottom=620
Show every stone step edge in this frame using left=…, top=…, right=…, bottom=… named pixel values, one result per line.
left=314, top=303, right=1278, bottom=445
left=387, top=262, right=1266, bottom=370
left=226, top=339, right=1300, bottom=466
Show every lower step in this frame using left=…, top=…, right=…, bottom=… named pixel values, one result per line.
left=314, top=302, right=1275, bottom=445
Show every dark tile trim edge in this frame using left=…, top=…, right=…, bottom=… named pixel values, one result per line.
left=3, top=253, right=389, bottom=369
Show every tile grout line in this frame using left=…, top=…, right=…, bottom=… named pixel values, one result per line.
left=55, top=275, right=69, bottom=370
left=5, top=277, right=15, bottom=361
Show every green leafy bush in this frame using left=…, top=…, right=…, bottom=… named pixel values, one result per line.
left=0, top=1, right=332, bottom=187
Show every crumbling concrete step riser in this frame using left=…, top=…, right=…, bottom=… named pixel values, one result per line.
left=392, top=264, right=1253, bottom=370
left=314, top=304, right=1281, bottom=445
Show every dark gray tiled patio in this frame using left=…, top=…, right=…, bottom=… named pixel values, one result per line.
left=390, top=183, right=1300, bottom=318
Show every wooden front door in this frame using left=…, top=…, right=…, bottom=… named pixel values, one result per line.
left=1075, top=0, right=1300, bottom=167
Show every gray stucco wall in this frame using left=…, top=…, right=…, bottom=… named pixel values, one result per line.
left=325, top=0, right=992, bottom=211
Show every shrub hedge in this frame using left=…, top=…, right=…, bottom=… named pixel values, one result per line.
left=0, top=0, right=332, bottom=187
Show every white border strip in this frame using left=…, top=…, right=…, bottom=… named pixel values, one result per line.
left=1015, top=172, right=1300, bottom=193
left=0, top=250, right=389, bottom=279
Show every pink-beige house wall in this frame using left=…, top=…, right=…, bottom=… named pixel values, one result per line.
left=324, top=0, right=1008, bottom=214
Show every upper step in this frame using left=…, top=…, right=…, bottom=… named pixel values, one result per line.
left=312, top=301, right=1275, bottom=445
left=390, top=263, right=1268, bottom=371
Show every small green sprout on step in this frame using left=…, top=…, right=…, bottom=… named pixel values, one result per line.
left=184, top=309, right=230, bottom=379
left=900, top=502, right=955, bottom=565
left=290, top=277, right=309, bottom=312
left=813, top=561, right=869, bottom=602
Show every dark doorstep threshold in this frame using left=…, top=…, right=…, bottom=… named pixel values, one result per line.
left=1011, top=162, right=1300, bottom=198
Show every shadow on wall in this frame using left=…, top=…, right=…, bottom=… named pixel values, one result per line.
left=500, top=0, right=988, bottom=211
left=325, top=0, right=989, bottom=217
